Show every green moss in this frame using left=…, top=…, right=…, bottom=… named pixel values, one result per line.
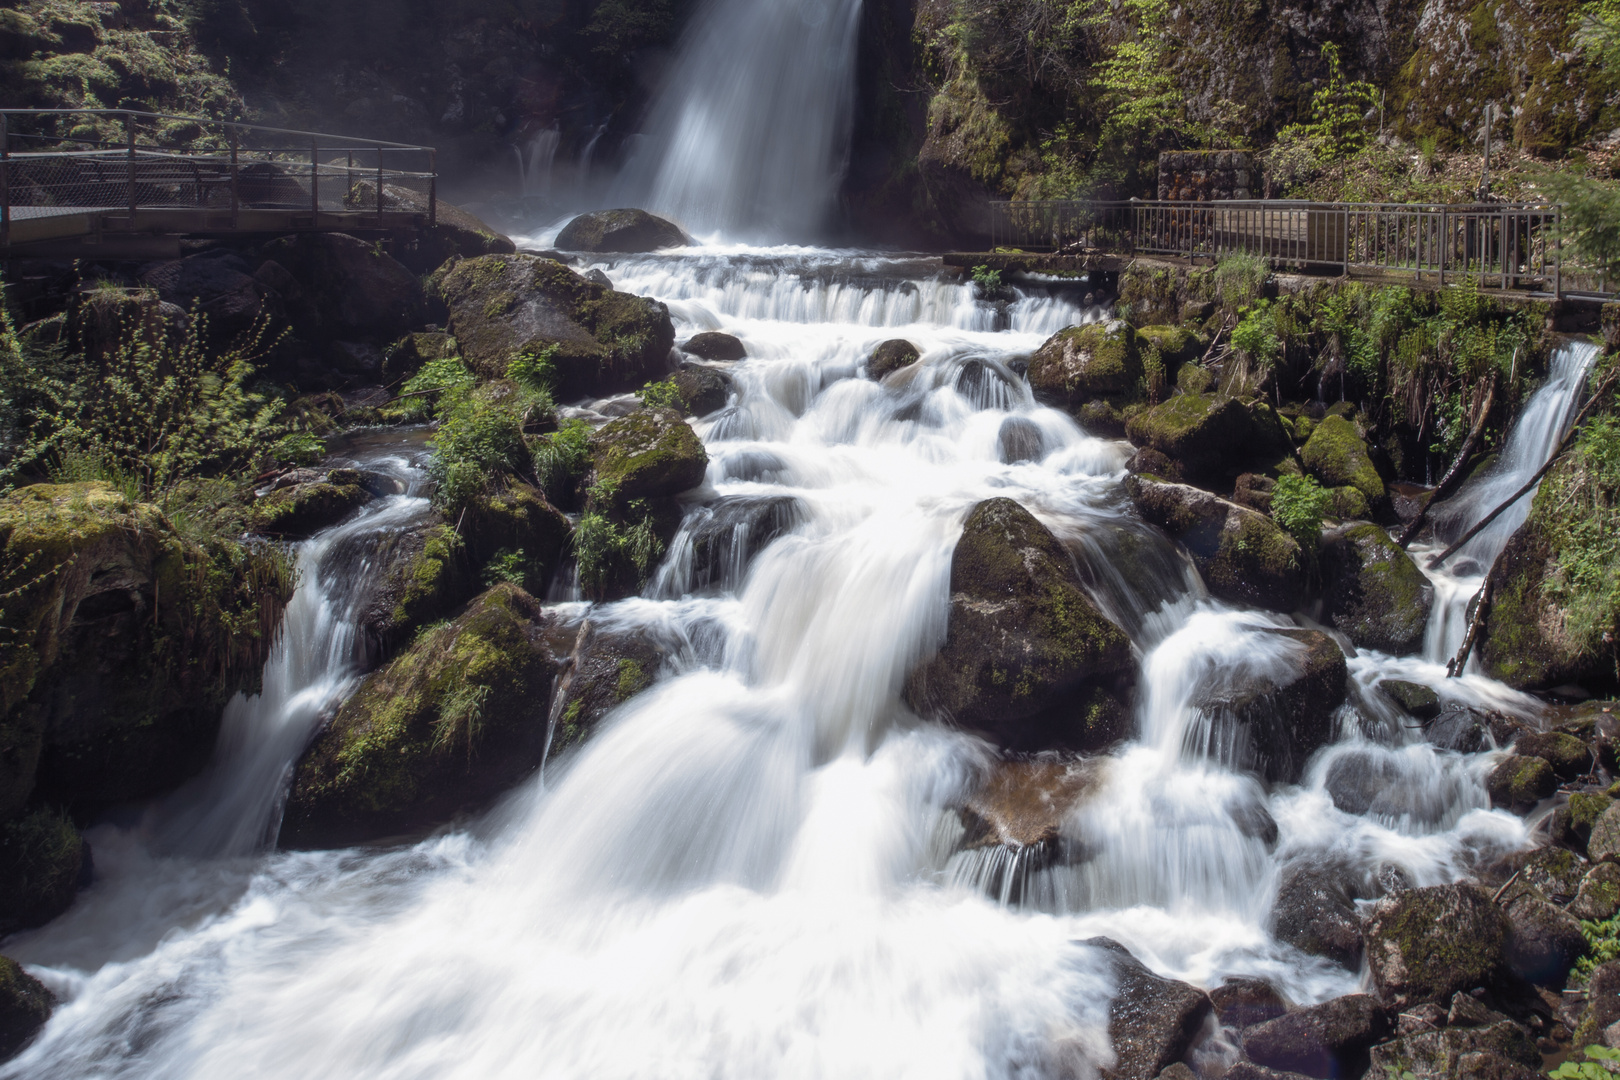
left=1573, top=791, right=1616, bottom=833
left=614, top=659, right=647, bottom=702
left=0, top=807, right=81, bottom=933
left=1374, top=886, right=1506, bottom=1004
left=1301, top=415, right=1384, bottom=503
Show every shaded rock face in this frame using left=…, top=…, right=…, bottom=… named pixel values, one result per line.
left=1367, top=1021, right=1541, bottom=1078
left=1380, top=679, right=1440, bottom=720
left=681, top=332, right=747, bottom=362
left=1363, top=884, right=1510, bottom=1008
left=1318, top=523, right=1432, bottom=654
left=1086, top=938, right=1212, bottom=1080
left=335, top=519, right=474, bottom=663
left=1192, top=628, right=1347, bottom=784
left=903, top=499, right=1133, bottom=748
left=1241, top=994, right=1392, bottom=1080
left=1210, top=978, right=1289, bottom=1031
left=280, top=585, right=560, bottom=849
left=997, top=416, right=1045, bottom=464
left=250, top=469, right=372, bottom=538
left=1515, top=730, right=1592, bottom=780
left=462, top=482, right=573, bottom=596
left=1027, top=320, right=1141, bottom=405
left=671, top=364, right=733, bottom=417
left=0, top=808, right=85, bottom=935
left=435, top=254, right=675, bottom=398
left=1574, top=960, right=1620, bottom=1045
left=261, top=232, right=425, bottom=340
left=1270, top=862, right=1365, bottom=969
left=1501, top=889, right=1586, bottom=987
left=555, top=209, right=691, bottom=253
left=0, top=955, right=53, bottom=1063
left=868, top=338, right=921, bottom=380
left=2, top=483, right=290, bottom=815
left=550, top=620, right=676, bottom=753
left=1124, top=393, right=1292, bottom=483
left=1486, top=754, right=1557, bottom=811
left=138, top=251, right=281, bottom=343
left=1125, top=474, right=1304, bottom=613
left=1590, top=801, right=1620, bottom=863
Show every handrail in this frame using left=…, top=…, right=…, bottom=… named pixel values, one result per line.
left=0, top=108, right=435, bottom=152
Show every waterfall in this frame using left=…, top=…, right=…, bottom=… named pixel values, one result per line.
left=610, top=0, right=866, bottom=240
left=3, top=255, right=1543, bottom=1079
left=1419, top=340, right=1603, bottom=664
left=516, top=127, right=562, bottom=199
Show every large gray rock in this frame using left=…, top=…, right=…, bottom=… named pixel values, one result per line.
left=868, top=339, right=920, bottom=380
left=1028, top=320, right=1141, bottom=405
left=1210, top=978, right=1289, bottom=1031
left=1366, top=1021, right=1541, bottom=1078
left=1192, top=629, right=1347, bottom=784
left=1241, top=994, right=1392, bottom=1079
left=1502, top=890, right=1587, bottom=986
left=555, top=209, right=690, bottom=253
left=1270, top=863, right=1363, bottom=969
left=549, top=619, right=675, bottom=751
left=1362, top=884, right=1510, bottom=1008
left=261, top=232, right=425, bottom=339
left=1125, top=474, right=1305, bottom=613
left=1318, top=523, right=1432, bottom=654
left=1124, top=393, right=1293, bottom=482
left=903, top=499, right=1133, bottom=749
left=1087, top=938, right=1211, bottom=1080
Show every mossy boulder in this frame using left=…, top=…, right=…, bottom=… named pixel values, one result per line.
left=1588, top=801, right=1620, bottom=863
left=1124, top=393, right=1291, bottom=481
left=1301, top=415, right=1385, bottom=506
left=1380, top=679, right=1441, bottom=720
left=681, top=332, right=747, bottom=362
left=435, top=254, right=675, bottom=398
left=554, top=209, right=690, bottom=253
left=1027, top=320, right=1142, bottom=406
left=1318, top=523, right=1432, bottom=654
left=345, top=520, right=476, bottom=659
left=549, top=620, right=675, bottom=752
left=1194, top=628, right=1347, bottom=783
left=250, top=472, right=372, bottom=538
left=867, top=339, right=921, bottom=381
left=1363, top=884, right=1510, bottom=1008
left=463, top=481, right=573, bottom=597
left=1570, top=862, right=1620, bottom=920
left=1087, top=937, right=1213, bottom=1080
left=1, top=483, right=291, bottom=814
left=1125, top=473, right=1305, bottom=613
left=588, top=407, right=709, bottom=508
left=1270, top=862, right=1365, bottom=968
left=385, top=330, right=459, bottom=382
left=1557, top=790, right=1617, bottom=856
left=1516, top=730, right=1593, bottom=780
left=903, top=499, right=1133, bottom=749
left=0, top=808, right=84, bottom=934
left=280, top=584, right=560, bottom=849
left=1367, top=1023, right=1541, bottom=1079
left=1486, top=754, right=1558, bottom=811
left=0, top=955, right=52, bottom=1062
left=260, top=232, right=426, bottom=340
left=1135, top=324, right=1202, bottom=365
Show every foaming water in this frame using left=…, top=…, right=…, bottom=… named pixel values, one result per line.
left=4, top=253, right=1545, bottom=1078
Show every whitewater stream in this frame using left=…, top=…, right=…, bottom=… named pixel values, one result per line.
left=3, top=241, right=1599, bottom=1078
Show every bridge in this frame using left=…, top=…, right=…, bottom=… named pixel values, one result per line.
left=0, top=109, right=437, bottom=260
left=948, top=199, right=1616, bottom=304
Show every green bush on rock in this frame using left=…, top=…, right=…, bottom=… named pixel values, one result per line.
left=0, top=954, right=52, bottom=1062
left=0, top=808, right=82, bottom=934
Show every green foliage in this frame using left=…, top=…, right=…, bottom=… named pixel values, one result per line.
left=637, top=379, right=684, bottom=412
left=1550, top=1043, right=1620, bottom=1078
left=1141, top=345, right=1165, bottom=404
left=1213, top=253, right=1270, bottom=307
left=1232, top=301, right=1284, bottom=369
left=1544, top=168, right=1620, bottom=288
left=480, top=548, right=528, bottom=589
left=583, top=0, right=675, bottom=60
left=575, top=484, right=664, bottom=595
left=1271, top=474, right=1333, bottom=546
left=1578, top=0, right=1620, bottom=76
left=531, top=418, right=594, bottom=506
left=971, top=264, right=1003, bottom=290
left=271, top=430, right=327, bottom=467
left=1090, top=0, right=1181, bottom=143
left=1533, top=406, right=1620, bottom=656
left=428, top=386, right=534, bottom=517
left=1294, top=43, right=1377, bottom=160
left=506, top=345, right=558, bottom=398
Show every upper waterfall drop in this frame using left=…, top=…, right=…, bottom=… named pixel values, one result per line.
left=611, top=0, right=865, bottom=241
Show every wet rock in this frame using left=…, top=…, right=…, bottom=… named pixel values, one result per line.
left=1223, top=1065, right=1313, bottom=1080
left=1210, top=977, right=1289, bottom=1030
left=957, top=756, right=1100, bottom=851
left=1077, top=399, right=1128, bottom=437
left=1381, top=680, right=1441, bottom=721
left=903, top=499, right=1133, bottom=747
left=588, top=407, right=709, bottom=506
left=1124, top=474, right=1305, bottom=613
left=1232, top=473, right=1276, bottom=513
left=1514, top=846, right=1589, bottom=904
left=0, top=955, right=52, bottom=1062
left=1554, top=790, right=1616, bottom=854
left=550, top=619, right=675, bottom=751
left=681, top=331, right=747, bottom=362
left=281, top=585, right=560, bottom=849
left=1028, top=320, right=1142, bottom=405
left=678, top=495, right=801, bottom=594
left=1194, top=629, right=1346, bottom=784
left=1124, top=393, right=1292, bottom=482
left=1126, top=447, right=1181, bottom=480
left=868, top=339, right=920, bottom=380
left=1270, top=862, right=1364, bottom=969
left=671, top=364, right=733, bottom=417
left=1240, top=993, right=1392, bottom=1079
left=1423, top=705, right=1488, bottom=753
left=1570, top=862, right=1620, bottom=920
left=997, top=416, right=1045, bottom=464
left=555, top=209, right=690, bottom=253
left=251, top=472, right=372, bottom=538
left=346, top=520, right=475, bottom=658
left=1486, top=755, right=1557, bottom=811
left=1363, top=884, right=1511, bottom=1008
left=1154, top=1065, right=1196, bottom=1080
left=1502, top=891, right=1587, bottom=986
left=1366, top=1021, right=1541, bottom=1077
left=261, top=232, right=425, bottom=340
left=2, top=483, right=290, bottom=814
left=1515, top=730, right=1593, bottom=780
left=435, top=254, right=675, bottom=397
left=1301, top=415, right=1384, bottom=506
left=0, top=809, right=85, bottom=934
left=1087, top=937, right=1212, bottom=1080
left=463, top=481, right=573, bottom=596
left=1591, top=801, right=1620, bottom=862
left=1573, top=961, right=1620, bottom=1045
left=1326, top=486, right=1371, bottom=522
left=1318, top=523, right=1432, bottom=654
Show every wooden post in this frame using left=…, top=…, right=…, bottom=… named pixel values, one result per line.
left=376, top=152, right=385, bottom=226
left=126, top=112, right=137, bottom=223
left=429, top=149, right=437, bottom=227
left=311, top=137, right=319, bottom=219
left=1, top=113, right=9, bottom=250
left=229, top=128, right=239, bottom=229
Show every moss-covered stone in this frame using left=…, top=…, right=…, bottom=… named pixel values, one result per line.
left=1319, top=522, right=1432, bottom=654
left=1570, top=862, right=1620, bottom=920
left=670, top=364, right=733, bottom=417
left=549, top=620, right=674, bottom=752
left=1125, top=473, right=1305, bottom=612
left=1301, top=415, right=1385, bottom=505
left=587, top=407, right=709, bottom=509
left=463, top=481, right=572, bottom=596
left=1027, top=320, right=1142, bottom=405
left=1292, top=415, right=1317, bottom=445
left=554, top=209, right=690, bottom=253
left=1327, top=486, right=1370, bottom=521
left=0, top=954, right=52, bottom=1063
left=280, top=584, right=560, bottom=849
left=0, top=808, right=83, bottom=934
left=1380, top=679, right=1440, bottom=720
left=1517, top=730, right=1594, bottom=780
left=868, top=339, right=921, bottom=381
left=1589, top=801, right=1620, bottom=863
left=1124, top=393, right=1291, bottom=481
left=1486, top=754, right=1558, bottom=811
left=1136, top=324, right=1202, bottom=366
left=1562, top=791, right=1618, bottom=856
left=0, top=483, right=292, bottom=814
left=435, top=254, right=676, bottom=398
left=346, top=520, right=475, bottom=657
left=681, top=332, right=747, bottom=362
left=1363, top=883, right=1510, bottom=1008
left=903, top=498, right=1133, bottom=748
left=250, top=475, right=371, bottom=538
left=1176, top=364, right=1214, bottom=396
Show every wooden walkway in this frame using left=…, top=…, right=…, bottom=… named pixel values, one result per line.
left=1, top=109, right=437, bottom=258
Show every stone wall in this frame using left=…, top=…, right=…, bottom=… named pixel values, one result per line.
left=1158, top=151, right=1260, bottom=201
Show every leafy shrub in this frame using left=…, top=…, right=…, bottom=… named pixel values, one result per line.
left=971, top=264, right=1003, bottom=290
left=532, top=418, right=594, bottom=506
left=1550, top=1043, right=1620, bottom=1078
left=576, top=480, right=664, bottom=595
left=427, top=385, right=534, bottom=517
left=1232, top=301, right=1284, bottom=369
left=1271, top=474, right=1333, bottom=546
left=1213, top=252, right=1270, bottom=306
left=480, top=548, right=529, bottom=588
left=637, top=379, right=684, bottom=412
left=1142, top=345, right=1166, bottom=404
left=506, top=346, right=558, bottom=399
left=271, top=431, right=327, bottom=467
left=1295, top=42, right=1377, bottom=160
left=1544, top=168, right=1620, bottom=289
left=1579, top=0, right=1620, bottom=76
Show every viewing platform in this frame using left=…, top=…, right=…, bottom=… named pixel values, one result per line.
left=0, top=109, right=438, bottom=260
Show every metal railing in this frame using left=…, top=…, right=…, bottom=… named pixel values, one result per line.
left=0, top=109, right=437, bottom=248
left=988, top=199, right=1609, bottom=300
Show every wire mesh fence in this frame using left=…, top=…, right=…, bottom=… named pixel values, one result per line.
left=988, top=199, right=1610, bottom=300
left=1, top=108, right=436, bottom=246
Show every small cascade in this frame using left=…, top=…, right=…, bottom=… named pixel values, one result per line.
left=516, top=127, right=562, bottom=200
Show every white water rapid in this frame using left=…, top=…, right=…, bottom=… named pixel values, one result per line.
left=6, top=250, right=1580, bottom=1079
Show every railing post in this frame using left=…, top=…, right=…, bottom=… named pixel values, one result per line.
left=377, top=152, right=385, bottom=226
left=1439, top=209, right=1447, bottom=288
left=1, top=113, right=9, bottom=250
left=126, top=111, right=137, bottom=223
left=229, top=128, right=239, bottom=229
left=429, top=149, right=437, bottom=228
left=1554, top=206, right=1562, bottom=299
left=311, top=137, right=319, bottom=219
left=1343, top=207, right=1350, bottom=278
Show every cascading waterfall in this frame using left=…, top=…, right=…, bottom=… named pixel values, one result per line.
left=610, top=0, right=865, bottom=239
left=2, top=250, right=1553, bottom=1079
